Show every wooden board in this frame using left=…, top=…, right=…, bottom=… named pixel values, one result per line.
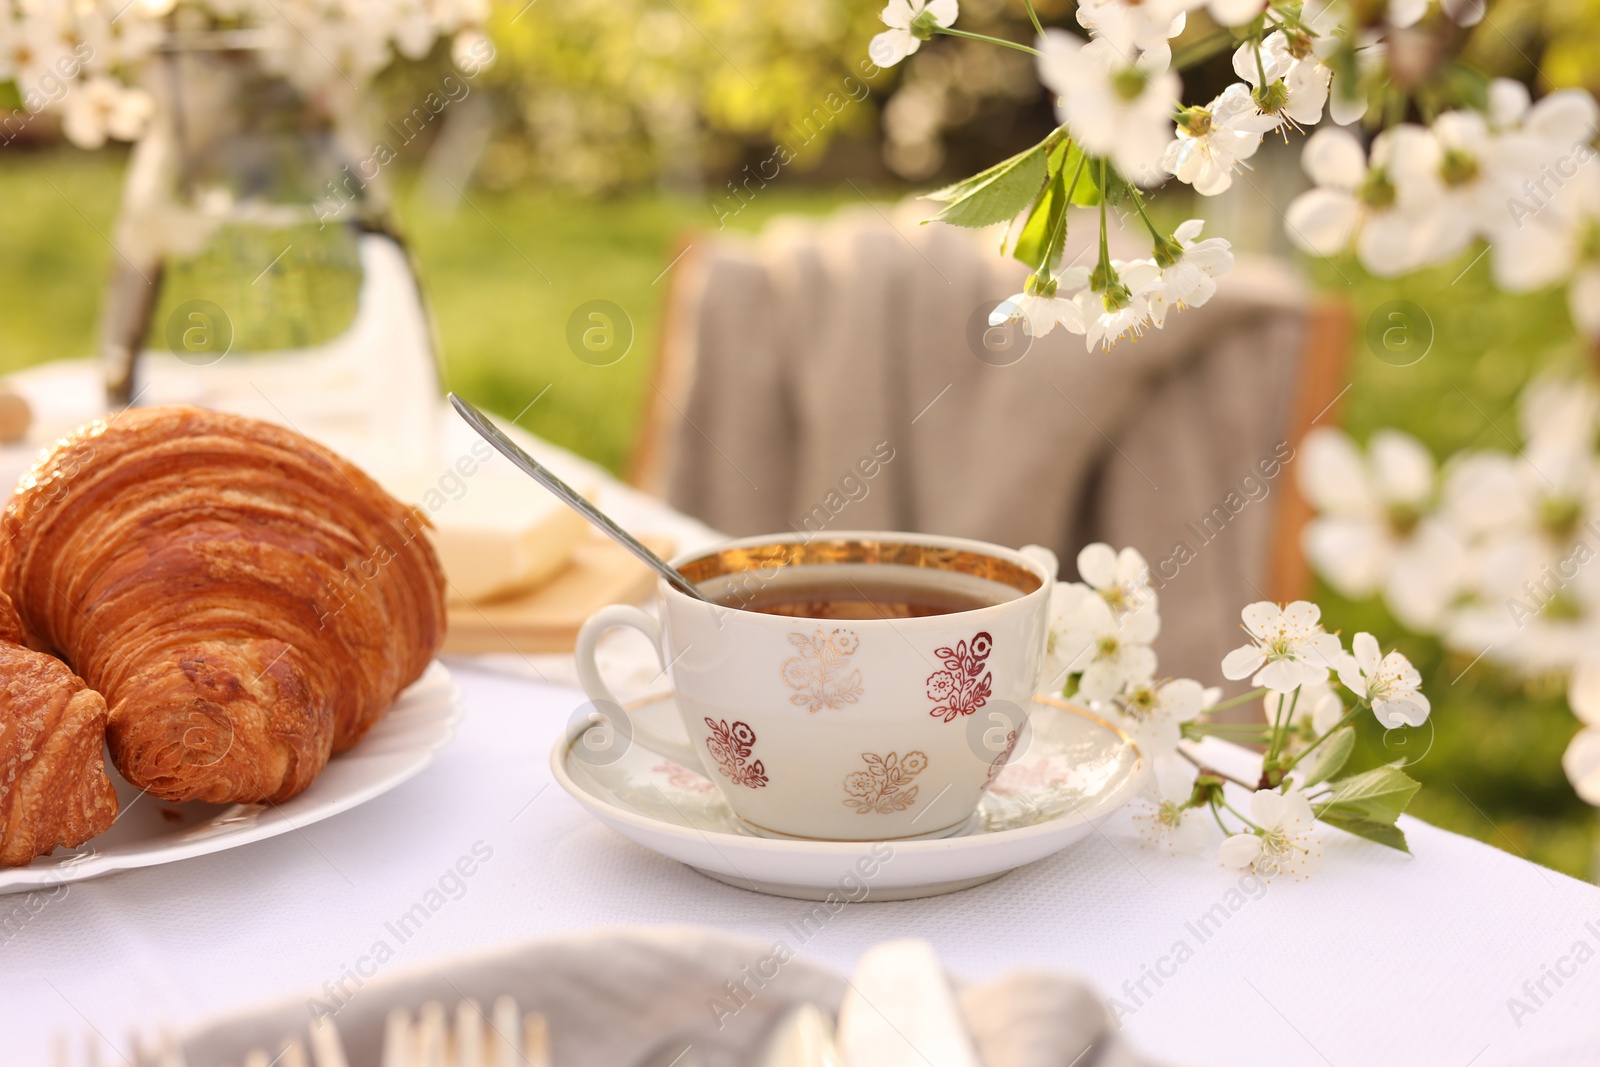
left=443, top=536, right=673, bottom=655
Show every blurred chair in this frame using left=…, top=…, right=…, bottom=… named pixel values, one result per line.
left=631, top=204, right=1350, bottom=689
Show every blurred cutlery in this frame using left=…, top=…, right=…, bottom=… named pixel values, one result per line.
left=835, top=939, right=978, bottom=1067
left=630, top=1037, right=703, bottom=1067
left=755, top=1003, right=844, bottom=1067
left=384, top=996, right=551, bottom=1067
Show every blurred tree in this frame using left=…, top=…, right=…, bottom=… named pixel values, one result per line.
left=1479, top=0, right=1600, bottom=92
left=477, top=0, right=888, bottom=192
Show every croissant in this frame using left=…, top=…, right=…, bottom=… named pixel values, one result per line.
left=1, top=407, right=447, bottom=804
left=0, top=590, right=119, bottom=866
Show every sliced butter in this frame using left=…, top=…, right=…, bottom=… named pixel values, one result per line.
left=371, top=460, right=590, bottom=604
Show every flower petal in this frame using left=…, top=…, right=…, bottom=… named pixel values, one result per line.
left=1222, top=645, right=1267, bottom=680
left=1077, top=542, right=1119, bottom=590
left=1239, top=601, right=1281, bottom=637
left=1121, top=604, right=1162, bottom=644
left=1159, top=678, right=1206, bottom=722
left=1250, top=787, right=1287, bottom=828
left=1369, top=430, right=1435, bottom=505
left=1257, top=657, right=1312, bottom=693
left=1285, top=188, right=1361, bottom=257
left=1118, top=644, right=1159, bottom=685
left=1375, top=693, right=1430, bottom=728
left=1299, top=427, right=1380, bottom=515
left=1279, top=788, right=1314, bottom=831
left=1352, top=631, right=1382, bottom=675
left=1077, top=659, right=1126, bottom=702
left=1570, top=662, right=1600, bottom=726
left=1302, top=125, right=1367, bottom=188
left=1563, top=726, right=1600, bottom=806
left=1218, top=832, right=1264, bottom=868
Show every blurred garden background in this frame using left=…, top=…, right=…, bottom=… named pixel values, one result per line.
left=4, top=0, right=1600, bottom=878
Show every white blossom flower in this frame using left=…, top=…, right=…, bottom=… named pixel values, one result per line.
left=1052, top=587, right=1160, bottom=702
left=1075, top=542, right=1155, bottom=619
left=1298, top=427, right=1468, bottom=632
left=1040, top=581, right=1091, bottom=693
left=1205, top=0, right=1269, bottom=27
left=1221, top=601, right=1343, bottom=693
left=1071, top=259, right=1161, bottom=351
left=1397, top=109, right=1523, bottom=262
left=1303, top=0, right=1378, bottom=125
left=1142, top=219, right=1234, bottom=327
left=1564, top=662, right=1600, bottom=806
left=1074, top=0, right=1187, bottom=69
left=1388, top=0, right=1432, bottom=27
left=0, top=13, right=68, bottom=92
left=1436, top=432, right=1600, bottom=675
left=1162, top=83, right=1280, bottom=195
left=989, top=266, right=1089, bottom=338
left=1134, top=756, right=1213, bottom=854
left=1037, top=29, right=1178, bottom=187
left=1336, top=632, right=1431, bottom=727
left=78, top=4, right=163, bottom=73
left=391, top=0, right=441, bottom=60
left=1112, top=675, right=1204, bottom=758
left=1284, top=125, right=1443, bottom=277
left=869, top=0, right=957, bottom=68
left=1486, top=89, right=1600, bottom=328
left=1233, top=31, right=1329, bottom=130
left=1218, top=788, right=1317, bottom=876
left=62, top=77, right=153, bottom=150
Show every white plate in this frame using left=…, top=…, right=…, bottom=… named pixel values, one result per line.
left=0, top=662, right=461, bottom=895
left=552, top=692, right=1147, bottom=900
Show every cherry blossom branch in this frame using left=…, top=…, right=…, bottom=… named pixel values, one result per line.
left=1022, top=0, right=1046, bottom=41
left=1203, top=686, right=1269, bottom=714
left=1281, top=704, right=1364, bottom=774
left=933, top=26, right=1040, bottom=55
left=1176, top=744, right=1256, bottom=791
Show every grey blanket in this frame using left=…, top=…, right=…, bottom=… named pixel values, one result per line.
left=651, top=205, right=1309, bottom=687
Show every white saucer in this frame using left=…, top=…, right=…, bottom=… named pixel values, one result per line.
left=550, top=692, right=1147, bottom=900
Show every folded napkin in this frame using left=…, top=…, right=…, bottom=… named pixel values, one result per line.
left=179, top=926, right=1163, bottom=1066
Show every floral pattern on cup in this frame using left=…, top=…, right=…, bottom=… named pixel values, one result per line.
left=927, top=631, right=994, bottom=723
left=782, top=628, right=864, bottom=713
left=704, top=719, right=768, bottom=788
left=843, top=750, right=928, bottom=814
left=652, top=760, right=717, bottom=795
left=982, top=729, right=1019, bottom=791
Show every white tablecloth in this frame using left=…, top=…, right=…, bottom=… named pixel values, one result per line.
left=7, top=669, right=1600, bottom=1066
left=2, top=388, right=1599, bottom=1066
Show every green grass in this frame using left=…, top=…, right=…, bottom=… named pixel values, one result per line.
left=4, top=147, right=1597, bottom=879
left=0, top=148, right=859, bottom=474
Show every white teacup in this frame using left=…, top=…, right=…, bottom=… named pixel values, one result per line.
left=575, top=532, right=1056, bottom=841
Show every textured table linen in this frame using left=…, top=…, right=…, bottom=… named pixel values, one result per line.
left=0, top=378, right=1597, bottom=1066
left=4, top=660, right=1599, bottom=1067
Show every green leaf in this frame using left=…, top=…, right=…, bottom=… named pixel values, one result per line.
left=1011, top=167, right=1068, bottom=272
left=1086, top=159, right=1133, bottom=206
left=1313, top=763, right=1421, bottom=826
left=1317, top=811, right=1412, bottom=853
left=1062, top=143, right=1099, bottom=207
left=923, top=141, right=1050, bottom=228
left=1298, top=726, right=1355, bottom=788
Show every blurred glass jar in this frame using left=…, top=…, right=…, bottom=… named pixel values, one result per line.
left=100, top=22, right=441, bottom=472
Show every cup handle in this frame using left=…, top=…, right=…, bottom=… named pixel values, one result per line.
left=574, top=604, right=703, bottom=768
